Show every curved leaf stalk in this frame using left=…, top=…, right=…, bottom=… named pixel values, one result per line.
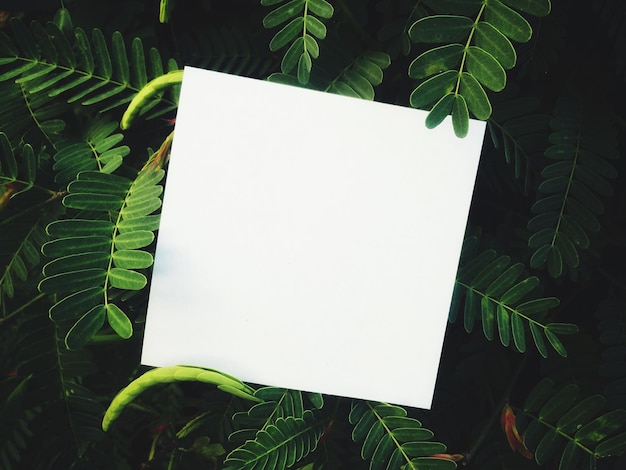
left=102, top=366, right=259, bottom=431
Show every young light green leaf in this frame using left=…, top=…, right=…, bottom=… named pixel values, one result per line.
left=112, top=250, right=153, bottom=269
left=108, top=268, right=147, bottom=290
left=106, top=303, right=133, bottom=339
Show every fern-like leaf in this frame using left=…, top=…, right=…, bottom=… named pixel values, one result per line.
left=230, top=387, right=323, bottom=444
left=0, top=10, right=177, bottom=118
left=15, top=313, right=103, bottom=467
left=51, top=116, right=129, bottom=184
left=349, top=401, right=455, bottom=470
left=451, top=242, right=577, bottom=357
left=408, top=0, right=551, bottom=137
left=261, top=0, right=334, bottom=85
left=528, top=97, right=618, bottom=278
left=517, top=378, right=626, bottom=467
left=487, top=90, right=550, bottom=189
left=39, top=165, right=163, bottom=349
left=225, top=409, right=324, bottom=470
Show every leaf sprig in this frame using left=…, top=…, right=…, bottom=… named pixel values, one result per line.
left=408, top=0, right=551, bottom=137
left=261, top=0, right=334, bottom=84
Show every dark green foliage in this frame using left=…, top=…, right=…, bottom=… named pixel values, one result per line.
left=518, top=378, right=626, bottom=468
left=451, top=238, right=577, bottom=357
left=528, top=97, right=618, bottom=278
left=407, top=0, right=551, bottom=136
left=349, top=401, right=454, bottom=470
left=0, top=1, right=624, bottom=469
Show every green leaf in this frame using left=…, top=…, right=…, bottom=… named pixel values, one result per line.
left=111, top=31, right=129, bottom=84
left=486, top=262, right=524, bottom=297
left=529, top=323, right=548, bottom=358
left=282, top=37, right=304, bottom=73
left=39, top=269, right=107, bottom=294
left=544, top=329, right=567, bottom=357
left=524, top=378, right=554, bottom=413
left=65, top=304, right=106, bottom=350
left=263, top=0, right=305, bottom=28
left=46, top=219, right=115, bottom=238
left=594, top=431, right=626, bottom=457
left=297, top=51, right=312, bottom=84
left=49, top=287, right=103, bottom=323
left=303, top=34, right=319, bottom=58
left=534, top=428, right=560, bottom=465
left=425, top=93, right=455, bottom=129
left=496, top=304, right=511, bottom=347
left=452, top=93, right=469, bottom=137
left=43, top=252, right=109, bottom=276
left=516, top=297, right=559, bottom=315
left=459, top=72, right=492, bottom=119
left=539, top=384, right=579, bottom=422
left=354, top=58, right=383, bottom=85
left=408, top=44, right=464, bottom=79
left=114, top=231, right=154, bottom=250
left=269, top=17, right=304, bottom=51
left=409, top=15, right=474, bottom=43
left=466, top=46, right=506, bottom=91
left=307, top=0, right=334, bottom=18
left=511, top=312, right=526, bottom=352
left=475, top=21, right=516, bottom=69
left=575, top=410, right=626, bottom=446
left=556, top=395, right=605, bottom=434
left=106, top=303, right=133, bottom=339
left=484, top=0, right=533, bottom=43
left=112, top=250, right=153, bottom=269
left=481, top=295, right=495, bottom=340
left=304, top=15, right=327, bottom=39
left=42, top=236, right=111, bottom=258
left=410, top=70, right=457, bottom=108
left=546, top=323, right=578, bottom=335
left=342, top=71, right=374, bottom=99
left=547, top=245, right=563, bottom=277
left=108, top=268, right=147, bottom=290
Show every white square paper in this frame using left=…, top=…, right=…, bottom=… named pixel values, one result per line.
left=141, top=66, right=485, bottom=409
